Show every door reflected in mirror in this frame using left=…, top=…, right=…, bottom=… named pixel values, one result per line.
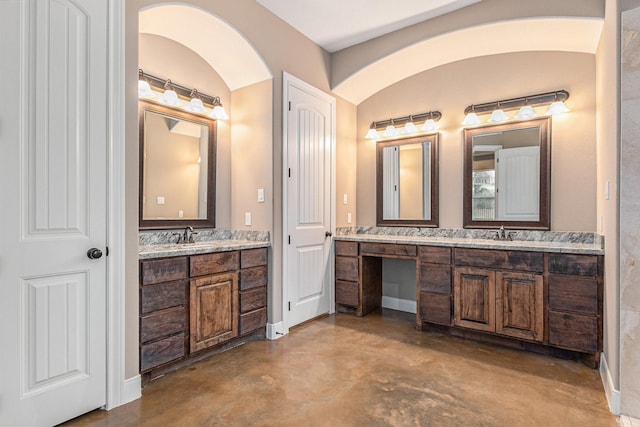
left=377, top=134, right=439, bottom=227
left=139, top=101, right=216, bottom=229
left=464, top=118, right=550, bottom=229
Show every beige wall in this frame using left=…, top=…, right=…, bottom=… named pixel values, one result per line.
left=357, top=51, right=597, bottom=231
left=336, top=98, right=358, bottom=227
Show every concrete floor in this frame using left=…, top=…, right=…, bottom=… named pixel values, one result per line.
left=64, top=309, right=617, bottom=427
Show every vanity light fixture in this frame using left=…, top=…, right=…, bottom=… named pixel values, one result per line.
left=365, top=110, right=442, bottom=139
left=463, top=89, right=570, bottom=126
left=138, top=69, right=229, bottom=120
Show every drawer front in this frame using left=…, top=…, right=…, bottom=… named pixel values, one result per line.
left=336, top=280, right=359, bottom=307
left=140, top=334, right=185, bottom=372
left=140, top=307, right=185, bottom=344
left=141, top=257, right=188, bottom=285
left=548, top=275, right=598, bottom=314
left=241, top=248, right=268, bottom=269
left=419, top=292, right=451, bottom=326
left=190, top=251, right=239, bottom=277
left=360, top=243, right=417, bottom=257
left=335, top=256, right=359, bottom=282
left=548, top=311, right=598, bottom=353
left=549, top=254, right=598, bottom=276
left=140, top=280, right=186, bottom=314
left=239, top=265, right=268, bottom=291
left=335, top=241, right=358, bottom=257
left=240, top=286, right=267, bottom=313
left=418, top=246, right=451, bottom=265
left=240, top=307, right=267, bottom=335
left=454, top=248, right=543, bottom=272
left=419, top=264, right=451, bottom=294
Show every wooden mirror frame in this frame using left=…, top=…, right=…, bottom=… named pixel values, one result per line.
left=463, top=117, right=551, bottom=230
left=376, top=133, right=439, bottom=227
left=139, top=100, right=217, bottom=230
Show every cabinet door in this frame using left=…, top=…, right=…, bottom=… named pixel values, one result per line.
left=495, top=272, right=543, bottom=342
left=453, top=267, right=495, bottom=332
left=190, top=273, right=238, bottom=353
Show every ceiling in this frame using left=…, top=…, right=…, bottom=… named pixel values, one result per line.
left=256, top=0, right=482, bottom=52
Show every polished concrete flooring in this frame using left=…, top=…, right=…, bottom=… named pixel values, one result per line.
left=64, top=309, right=617, bottom=427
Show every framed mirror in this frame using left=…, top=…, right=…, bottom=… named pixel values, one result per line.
left=139, top=100, right=216, bottom=229
left=376, top=134, right=439, bottom=227
left=463, top=117, right=550, bottom=229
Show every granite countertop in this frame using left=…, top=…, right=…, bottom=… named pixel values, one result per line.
left=138, top=229, right=270, bottom=260
left=334, top=227, right=604, bottom=255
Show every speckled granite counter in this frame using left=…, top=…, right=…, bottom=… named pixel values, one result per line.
left=334, top=227, right=604, bottom=255
left=139, top=229, right=270, bottom=260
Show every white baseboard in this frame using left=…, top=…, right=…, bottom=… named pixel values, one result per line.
left=267, top=322, right=285, bottom=340
left=120, top=375, right=141, bottom=407
left=600, top=352, right=621, bottom=415
left=381, top=296, right=417, bottom=314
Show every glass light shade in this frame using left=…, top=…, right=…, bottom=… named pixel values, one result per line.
left=209, top=105, right=229, bottom=120
left=138, top=80, right=155, bottom=98
left=421, top=119, right=438, bottom=132
left=403, top=121, right=417, bottom=134
left=383, top=125, right=399, bottom=137
left=515, top=105, right=536, bottom=120
left=185, top=98, right=206, bottom=113
left=488, top=109, right=509, bottom=123
left=365, top=128, right=380, bottom=139
left=159, top=89, right=180, bottom=106
left=546, top=101, right=570, bottom=116
left=462, top=112, right=481, bottom=126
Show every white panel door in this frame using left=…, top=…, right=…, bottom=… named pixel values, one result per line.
left=0, top=1, right=109, bottom=425
left=496, top=146, right=540, bottom=221
left=285, top=74, right=335, bottom=328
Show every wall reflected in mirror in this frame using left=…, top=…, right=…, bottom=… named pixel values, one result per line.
left=377, top=134, right=439, bottom=227
left=463, top=117, right=550, bottom=229
left=139, top=101, right=216, bottom=229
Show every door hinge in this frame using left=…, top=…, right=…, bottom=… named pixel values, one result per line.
left=288, top=101, right=291, bottom=111
left=288, top=301, right=291, bottom=311
left=288, top=235, right=291, bottom=245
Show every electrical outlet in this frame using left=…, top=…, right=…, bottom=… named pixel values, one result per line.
left=258, top=188, right=265, bottom=203
left=605, top=181, right=610, bottom=200
left=245, top=212, right=252, bottom=226
left=178, top=210, right=184, bottom=218
left=343, top=194, right=348, bottom=205
left=347, top=212, right=352, bottom=224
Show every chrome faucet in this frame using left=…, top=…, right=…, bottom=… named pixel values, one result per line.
left=494, top=225, right=514, bottom=241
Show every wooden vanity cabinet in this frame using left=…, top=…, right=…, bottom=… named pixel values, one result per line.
left=139, top=257, right=189, bottom=372
left=239, top=248, right=268, bottom=335
left=335, top=241, right=359, bottom=311
left=417, top=246, right=452, bottom=327
left=452, top=249, right=544, bottom=342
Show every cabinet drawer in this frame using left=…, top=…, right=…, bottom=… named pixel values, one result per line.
left=140, top=307, right=185, bottom=344
left=419, top=264, right=451, bottom=294
left=418, top=246, right=451, bottom=265
left=548, top=311, right=598, bottom=353
left=240, top=265, right=268, bottom=290
left=240, top=307, right=267, bottom=335
left=549, top=275, right=598, bottom=314
left=140, top=334, right=185, bottom=372
left=335, top=241, right=358, bottom=257
left=454, top=248, right=543, bottom=272
left=419, top=292, right=451, bottom=325
left=141, top=257, right=188, bottom=285
left=190, top=251, right=239, bottom=277
left=140, top=280, right=186, bottom=314
left=549, top=254, right=598, bottom=276
left=360, top=243, right=416, bottom=257
left=241, top=248, right=267, bottom=269
left=240, top=286, right=267, bottom=313
left=336, top=280, right=359, bottom=307
left=336, top=256, right=359, bottom=282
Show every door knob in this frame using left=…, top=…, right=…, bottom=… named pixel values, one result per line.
left=87, top=248, right=103, bottom=260
left=325, top=231, right=333, bottom=237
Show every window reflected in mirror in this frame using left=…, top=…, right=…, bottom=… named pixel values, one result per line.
left=464, top=118, right=550, bottom=229
left=377, top=134, right=439, bottom=227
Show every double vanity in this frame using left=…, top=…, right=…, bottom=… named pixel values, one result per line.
left=335, top=227, right=604, bottom=366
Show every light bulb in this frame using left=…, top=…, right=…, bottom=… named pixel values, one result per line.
left=138, top=80, right=154, bottom=98
left=462, top=112, right=481, bottom=126
left=185, top=98, right=206, bottom=113
left=546, top=101, right=570, bottom=116
left=159, top=89, right=180, bottom=106
left=383, top=125, right=398, bottom=137
left=488, top=109, right=509, bottom=123
left=403, top=121, right=417, bottom=134
left=515, top=105, right=536, bottom=120
left=365, top=128, right=380, bottom=139
left=209, top=105, right=229, bottom=120
left=421, top=119, right=438, bottom=132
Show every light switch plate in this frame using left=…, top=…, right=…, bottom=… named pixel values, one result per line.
left=605, top=181, right=610, bottom=200
left=156, top=196, right=165, bottom=205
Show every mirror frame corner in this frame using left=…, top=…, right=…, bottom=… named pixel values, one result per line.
left=376, top=133, right=440, bottom=228
left=462, top=117, right=551, bottom=230
left=138, top=100, right=217, bottom=230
